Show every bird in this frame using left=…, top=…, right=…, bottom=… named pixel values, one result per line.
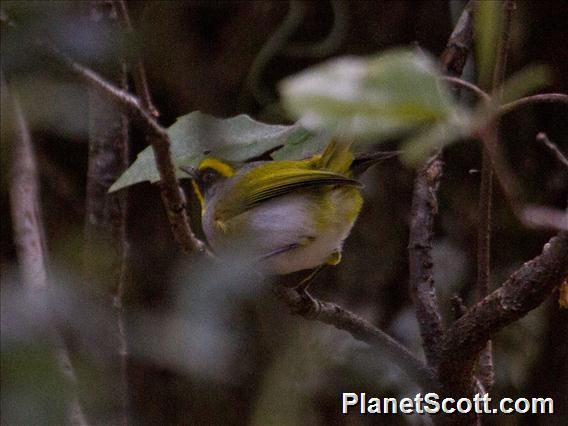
left=182, top=139, right=397, bottom=279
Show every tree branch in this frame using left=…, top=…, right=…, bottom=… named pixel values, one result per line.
left=408, top=155, right=445, bottom=369
left=114, top=0, right=159, bottom=117
left=273, top=285, right=438, bottom=391
left=499, top=93, right=568, bottom=116
left=3, top=72, right=89, bottom=426
left=439, top=231, right=568, bottom=392
left=81, top=3, right=130, bottom=423
left=37, top=38, right=206, bottom=254
left=441, top=0, right=474, bottom=76
left=536, top=132, right=568, bottom=169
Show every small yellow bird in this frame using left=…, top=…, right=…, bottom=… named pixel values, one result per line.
left=184, top=139, right=395, bottom=276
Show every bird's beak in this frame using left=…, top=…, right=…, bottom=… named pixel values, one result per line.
left=179, top=165, right=198, bottom=180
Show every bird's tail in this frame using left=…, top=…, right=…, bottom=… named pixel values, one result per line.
left=316, top=138, right=355, bottom=175
left=351, top=150, right=401, bottom=177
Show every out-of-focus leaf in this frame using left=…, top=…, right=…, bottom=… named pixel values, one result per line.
left=279, top=48, right=455, bottom=141
left=401, top=109, right=472, bottom=165
left=475, top=0, right=503, bottom=88
left=498, top=64, right=552, bottom=105
left=109, top=112, right=310, bottom=192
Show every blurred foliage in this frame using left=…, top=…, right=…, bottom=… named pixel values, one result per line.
left=2, top=1, right=567, bottom=425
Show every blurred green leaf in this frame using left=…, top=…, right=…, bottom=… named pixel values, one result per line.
left=401, top=109, right=472, bottom=165
left=475, top=0, right=503, bottom=88
left=109, top=112, right=310, bottom=192
left=499, top=64, right=552, bottom=105
left=279, top=48, right=455, bottom=141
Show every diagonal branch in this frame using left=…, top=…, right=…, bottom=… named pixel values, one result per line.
left=441, top=0, right=474, bottom=76
left=439, top=231, right=568, bottom=392
left=536, top=132, right=568, bottom=169
left=37, top=39, right=206, bottom=254
left=273, top=285, right=438, bottom=391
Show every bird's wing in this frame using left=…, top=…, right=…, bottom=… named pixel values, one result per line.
left=216, top=167, right=361, bottom=220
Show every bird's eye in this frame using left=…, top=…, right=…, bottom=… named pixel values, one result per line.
left=200, top=168, right=219, bottom=186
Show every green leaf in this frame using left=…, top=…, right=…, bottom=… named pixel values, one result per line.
left=279, top=48, right=455, bottom=141
left=109, top=112, right=310, bottom=192
left=401, top=109, right=472, bottom=166
left=270, top=130, right=330, bottom=161
left=475, top=0, right=503, bottom=88
left=499, top=64, right=552, bottom=105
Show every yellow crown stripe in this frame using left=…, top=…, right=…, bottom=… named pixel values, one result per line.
left=199, top=158, right=235, bottom=177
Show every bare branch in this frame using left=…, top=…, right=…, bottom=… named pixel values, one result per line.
left=273, top=285, right=438, bottom=391
left=114, top=0, right=159, bottom=117
left=440, top=231, right=568, bottom=392
left=499, top=93, right=568, bottom=116
left=3, top=72, right=89, bottom=426
left=38, top=38, right=206, bottom=254
left=441, top=0, right=474, bottom=76
left=536, top=132, right=568, bottom=169
left=521, top=205, right=568, bottom=232
left=408, top=155, right=445, bottom=368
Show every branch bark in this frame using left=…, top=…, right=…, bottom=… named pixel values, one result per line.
left=441, top=0, right=474, bottom=76
left=439, top=231, right=568, bottom=394
left=273, top=285, right=438, bottom=391
left=408, top=156, right=445, bottom=369
left=114, top=0, right=159, bottom=117
left=37, top=37, right=205, bottom=254
left=81, top=3, right=130, bottom=423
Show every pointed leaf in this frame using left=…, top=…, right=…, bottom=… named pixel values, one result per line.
left=109, top=112, right=310, bottom=192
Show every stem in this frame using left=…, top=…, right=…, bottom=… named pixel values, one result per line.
left=475, top=0, right=515, bottom=393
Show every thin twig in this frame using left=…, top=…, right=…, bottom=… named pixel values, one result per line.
left=3, top=72, right=89, bottom=426
left=114, top=0, right=159, bottom=117
left=442, top=76, right=568, bottom=115
left=273, top=285, right=438, bottom=391
left=408, top=155, right=445, bottom=369
left=37, top=38, right=206, bottom=254
left=499, top=93, right=568, bottom=116
left=536, top=132, right=568, bottom=169
left=441, top=0, right=474, bottom=76
left=442, top=76, right=491, bottom=103
left=476, top=0, right=516, bottom=395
